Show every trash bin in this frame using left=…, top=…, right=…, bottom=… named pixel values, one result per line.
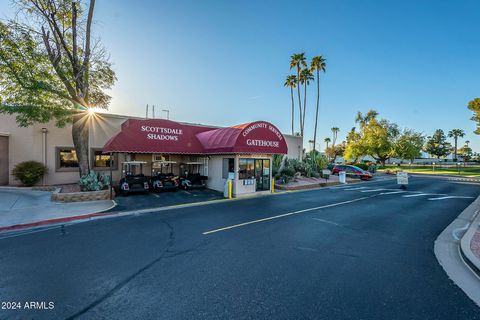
left=339, top=171, right=346, bottom=184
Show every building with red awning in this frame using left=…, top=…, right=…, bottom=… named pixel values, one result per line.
left=103, top=118, right=293, bottom=195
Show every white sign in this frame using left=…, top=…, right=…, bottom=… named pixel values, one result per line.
left=397, top=171, right=408, bottom=185
left=322, top=169, right=331, bottom=175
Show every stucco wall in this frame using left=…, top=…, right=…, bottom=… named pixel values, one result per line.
left=284, top=134, right=303, bottom=160
left=207, top=156, right=227, bottom=193
left=0, top=113, right=126, bottom=186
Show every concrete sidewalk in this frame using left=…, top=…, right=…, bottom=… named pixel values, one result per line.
left=0, top=188, right=115, bottom=231
left=460, top=196, right=480, bottom=275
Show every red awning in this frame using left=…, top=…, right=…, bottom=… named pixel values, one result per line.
left=103, top=119, right=288, bottom=155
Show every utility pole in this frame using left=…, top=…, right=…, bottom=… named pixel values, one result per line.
left=163, top=109, right=170, bottom=120
left=145, top=104, right=149, bottom=118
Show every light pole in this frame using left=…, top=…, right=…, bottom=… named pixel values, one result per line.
left=162, top=109, right=170, bottom=120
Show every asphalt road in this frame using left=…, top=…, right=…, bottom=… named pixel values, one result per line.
left=0, top=176, right=479, bottom=319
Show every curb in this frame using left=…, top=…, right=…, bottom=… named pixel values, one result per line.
left=460, top=197, right=480, bottom=276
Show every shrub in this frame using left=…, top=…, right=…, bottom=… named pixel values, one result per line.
left=78, top=171, right=109, bottom=192
left=12, top=161, right=47, bottom=186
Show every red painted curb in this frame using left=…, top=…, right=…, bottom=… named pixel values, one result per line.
left=0, top=211, right=117, bottom=233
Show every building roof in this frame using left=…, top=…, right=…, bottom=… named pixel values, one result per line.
left=103, top=119, right=288, bottom=155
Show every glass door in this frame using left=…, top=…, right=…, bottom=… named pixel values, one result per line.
left=254, top=159, right=271, bottom=191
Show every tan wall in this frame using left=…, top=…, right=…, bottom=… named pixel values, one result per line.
left=0, top=113, right=127, bottom=186
left=0, top=135, right=9, bottom=185
left=284, top=134, right=303, bottom=160
left=207, top=156, right=228, bottom=193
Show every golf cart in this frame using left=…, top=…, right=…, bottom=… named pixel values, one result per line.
left=119, top=161, right=150, bottom=196
left=179, top=162, right=208, bottom=190
left=150, top=160, right=179, bottom=192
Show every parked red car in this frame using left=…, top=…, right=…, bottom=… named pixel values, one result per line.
left=332, top=165, right=373, bottom=180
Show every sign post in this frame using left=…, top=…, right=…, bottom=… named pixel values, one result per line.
left=396, top=171, right=408, bottom=189
left=322, top=169, right=331, bottom=184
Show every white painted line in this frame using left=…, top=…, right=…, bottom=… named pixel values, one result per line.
left=380, top=191, right=406, bottom=195
left=311, top=217, right=345, bottom=227
left=345, top=187, right=367, bottom=191
left=202, top=197, right=369, bottom=235
left=360, top=189, right=386, bottom=193
left=402, top=193, right=430, bottom=198
left=428, top=196, right=475, bottom=201
left=152, top=193, right=160, bottom=198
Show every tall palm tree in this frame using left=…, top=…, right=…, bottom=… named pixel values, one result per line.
left=465, top=140, right=470, bottom=147
left=331, top=127, right=340, bottom=147
left=290, top=53, right=307, bottom=135
left=299, top=68, right=314, bottom=136
left=324, top=137, right=331, bottom=150
left=284, top=75, right=297, bottom=135
left=324, top=137, right=331, bottom=162
left=310, top=56, right=327, bottom=155
left=448, top=129, right=466, bottom=160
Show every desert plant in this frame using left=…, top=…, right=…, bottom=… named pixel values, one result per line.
left=12, top=161, right=47, bottom=186
left=78, top=171, right=109, bottom=192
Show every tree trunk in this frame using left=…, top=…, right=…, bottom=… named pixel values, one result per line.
left=72, top=113, right=90, bottom=177
left=454, top=138, right=458, bottom=161
left=313, top=70, right=319, bottom=154
left=290, top=87, right=294, bottom=135
left=297, top=69, right=303, bottom=136
left=302, top=80, right=307, bottom=136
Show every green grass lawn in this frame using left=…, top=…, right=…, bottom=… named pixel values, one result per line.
left=377, top=165, right=480, bottom=177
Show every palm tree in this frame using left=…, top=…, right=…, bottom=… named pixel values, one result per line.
left=290, top=53, right=307, bottom=135
left=448, top=129, right=465, bottom=161
left=465, top=140, right=470, bottom=147
left=284, top=75, right=297, bottom=135
left=299, top=68, right=314, bottom=136
left=310, top=55, right=327, bottom=155
left=324, top=137, right=331, bottom=150
left=331, top=127, right=340, bottom=147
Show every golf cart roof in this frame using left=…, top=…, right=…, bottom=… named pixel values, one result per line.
left=122, top=161, right=147, bottom=165
left=152, top=160, right=177, bottom=164
left=185, top=162, right=203, bottom=165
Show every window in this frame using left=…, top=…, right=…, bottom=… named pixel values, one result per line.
left=56, top=147, right=79, bottom=171
left=222, top=158, right=234, bottom=179
left=92, top=149, right=117, bottom=170
left=238, top=158, right=255, bottom=179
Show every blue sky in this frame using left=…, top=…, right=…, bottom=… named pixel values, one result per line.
left=1, top=0, right=479, bottom=150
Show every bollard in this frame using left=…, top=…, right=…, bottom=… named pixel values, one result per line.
left=271, top=178, right=275, bottom=193
left=228, top=180, right=232, bottom=199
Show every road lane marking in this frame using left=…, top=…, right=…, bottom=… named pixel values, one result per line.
left=202, top=197, right=369, bottom=235
left=428, top=196, right=475, bottom=201
left=360, top=189, right=386, bottom=193
left=379, top=191, right=406, bottom=195
left=402, top=193, right=430, bottom=198
left=311, top=218, right=345, bottom=227
left=345, top=187, right=367, bottom=191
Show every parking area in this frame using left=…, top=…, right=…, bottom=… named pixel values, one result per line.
left=109, top=188, right=224, bottom=212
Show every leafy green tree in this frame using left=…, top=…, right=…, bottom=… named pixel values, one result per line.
left=467, top=98, right=480, bottom=134
left=448, top=129, right=465, bottom=161
left=325, top=142, right=345, bottom=163
left=284, top=75, right=297, bottom=135
left=310, top=56, right=326, bottom=155
left=362, top=119, right=399, bottom=166
left=394, top=130, right=425, bottom=162
left=299, top=68, right=314, bottom=136
left=344, top=127, right=365, bottom=162
left=289, top=53, right=306, bottom=135
left=458, top=144, right=473, bottom=163
left=0, top=0, right=116, bottom=177
left=424, top=129, right=452, bottom=159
